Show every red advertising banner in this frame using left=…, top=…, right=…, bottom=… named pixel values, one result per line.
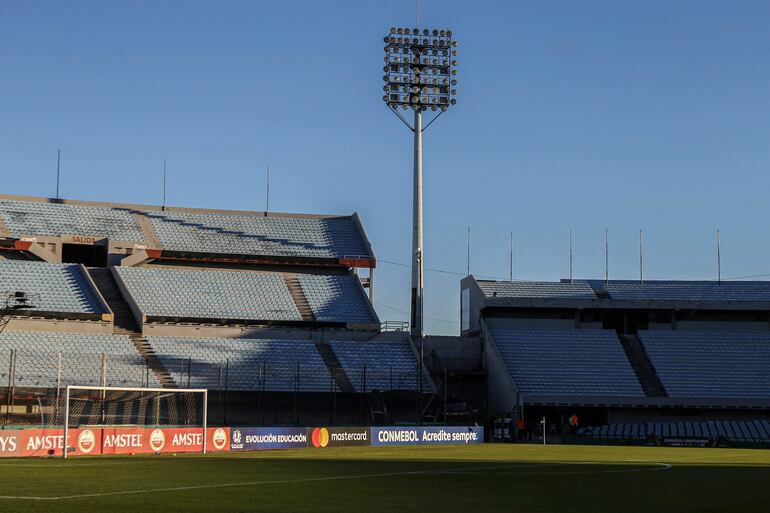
left=0, top=427, right=229, bottom=458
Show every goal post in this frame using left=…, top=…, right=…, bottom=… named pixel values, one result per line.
left=63, top=385, right=208, bottom=459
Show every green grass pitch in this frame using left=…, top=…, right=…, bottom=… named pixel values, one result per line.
left=1, top=444, right=770, bottom=513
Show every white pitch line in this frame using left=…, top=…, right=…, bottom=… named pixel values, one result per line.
left=458, top=462, right=673, bottom=476
left=0, top=462, right=672, bottom=501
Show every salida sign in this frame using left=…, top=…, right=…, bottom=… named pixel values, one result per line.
left=0, top=427, right=230, bottom=458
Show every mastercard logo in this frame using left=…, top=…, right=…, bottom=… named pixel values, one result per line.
left=311, top=428, right=329, bottom=448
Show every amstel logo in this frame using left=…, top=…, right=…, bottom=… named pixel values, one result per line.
left=311, top=427, right=329, bottom=448
left=77, top=429, right=96, bottom=454
left=212, top=428, right=228, bottom=450
left=149, top=429, right=166, bottom=452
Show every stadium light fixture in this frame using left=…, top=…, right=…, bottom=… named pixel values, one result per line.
left=381, top=27, right=459, bottom=344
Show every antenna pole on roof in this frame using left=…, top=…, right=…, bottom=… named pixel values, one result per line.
left=605, top=228, right=609, bottom=285
left=569, top=228, right=572, bottom=283
left=509, top=231, right=513, bottom=282
left=466, top=225, right=471, bottom=276
left=162, top=159, right=167, bottom=211
left=265, top=165, right=270, bottom=216
left=55, top=149, right=61, bottom=199
left=639, top=230, right=644, bottom=285
left=717, top=229, right=721, bottom=284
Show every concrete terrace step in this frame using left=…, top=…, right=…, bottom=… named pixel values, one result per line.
left=619, top=334, right=667, bottom=398
left=87, top=267, right=175, bottom=388
left=315, top=342, right=355, bottom=393
left=285, top=275, right=315, bottom=322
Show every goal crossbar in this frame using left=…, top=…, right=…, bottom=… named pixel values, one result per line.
left=63, top=385, right=208, bottom=459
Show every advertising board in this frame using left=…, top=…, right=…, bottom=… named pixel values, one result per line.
left=0, top=427, right=229, bottom=457
left=371, top=426, right=484, bottom=446
left=308, top=427, right=370, bottom=448
left=230, top=427, right=307, bottom=451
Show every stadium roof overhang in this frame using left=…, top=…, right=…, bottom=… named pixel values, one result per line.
left=480, top=296, right=770, bottom=312
left=143, top=249, right=376, bottom=269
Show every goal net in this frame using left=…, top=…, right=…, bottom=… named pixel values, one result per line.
left=63, top=386, right=208, bottom=458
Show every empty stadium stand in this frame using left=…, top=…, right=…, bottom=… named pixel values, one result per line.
left=114, top=266, right=302, bottom=322
left=330, top=338, right=431, bottom=393
left=581, top=420, right=770, bottom=444
left=601, top=281, right=770, bottom=301
left=477, top=280, right=597, bottom=299
left=145, top=210, right=371, bottom=260
left=298, top=274, right=378, bottom=324
left=145, top=336, right=334, bottom=392
left=639, top=330, right=770, bottom=399
left=112, top=266, right=378, bottom=327
left=0, top=331, right=158, bottom=388
left=0, top=198, right=146, bottom=242
left=0, top=260, right=108, bottom=316
left=487, top=326, right=645, bottom=398
left=0, top=195, right=376, bottom=267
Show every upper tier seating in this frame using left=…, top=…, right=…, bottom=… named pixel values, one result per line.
left=145, top=210, right=370, bottom=259
left=0, top=260, right=105, bottom=315
left=146, top=336, right=333, bottom=392
left=0, top=197, right=373, bottom=261
left=489, top=327, right=645, bottom=397
left=0, top=331, right=158, bottom=387
left=114, top=266, right=302, bottom=322
left=329, top=338, right=430, bottom=392
left=639, top=330, right=770, bottom=399
left=581, top=420, right=770, bottom=443
left=603, top=281, right=770, bottom=301
left=298, top=274, right=377, bottom=324
left=0, top=199, right=146, bottom=241
left=478, top=280, right=596, bottom=299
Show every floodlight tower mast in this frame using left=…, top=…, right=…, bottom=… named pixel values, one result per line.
left=382, top=27, right=458, bottom=343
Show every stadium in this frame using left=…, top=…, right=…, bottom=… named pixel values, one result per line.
left=3, top=2, right=770, bottom=513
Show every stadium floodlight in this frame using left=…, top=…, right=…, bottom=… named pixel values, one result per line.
left=382, top=27, right=458, bottom=347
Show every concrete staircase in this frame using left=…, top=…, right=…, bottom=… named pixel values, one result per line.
left=314, top=342, right=355, bottom=393
left=285, top=276, right=315, bottom=322
left=619, top=334, right=667, bottom=398
left=88, top=267, right=175, bottom=388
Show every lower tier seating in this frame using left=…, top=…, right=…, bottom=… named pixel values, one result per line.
left=0, top=331, right=158, bottom=388
left=329, top=338, right=431, bottom=393
left=639, top=330, right=770, bottom=399
left=581, top=420, right=770, bottom=443
left=489, top=326, right=645, bottom=397
left=146, top=336, right=334, bottom=392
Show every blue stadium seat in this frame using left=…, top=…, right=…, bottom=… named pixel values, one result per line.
left=478, top=280, right=596, bottom=299
left=584, top=420, right=770, bottom=443
left=639, top=330, right=770, bottom=399
left=0, top=331, right=158, bottom=387
left=488, top=327, right=645, bottom=397
left=329, top=339, right=430, bottom=392
left=115, top=266, right=302, bottom=321
left=297, top=274, right=377, bottom=324
left=0, top=199, right=145, bottom=241
left=145, top=210, right=370, bottom=259
left=146, top=336, right=333, bottom=392
left=603, top=281, right=770, bottom=301
left=0, top=260, right=106, bottom=315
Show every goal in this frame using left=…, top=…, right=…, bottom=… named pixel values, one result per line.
left=63, top=385, right=208, bottom=458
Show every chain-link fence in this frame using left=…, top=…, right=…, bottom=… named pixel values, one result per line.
left=1, top=349, right=431, bottom=427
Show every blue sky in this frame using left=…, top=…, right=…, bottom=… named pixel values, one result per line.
left=2, top=1, right=770, bottom=335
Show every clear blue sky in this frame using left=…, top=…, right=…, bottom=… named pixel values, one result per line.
left=2, top=1, right=770, bottom=335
